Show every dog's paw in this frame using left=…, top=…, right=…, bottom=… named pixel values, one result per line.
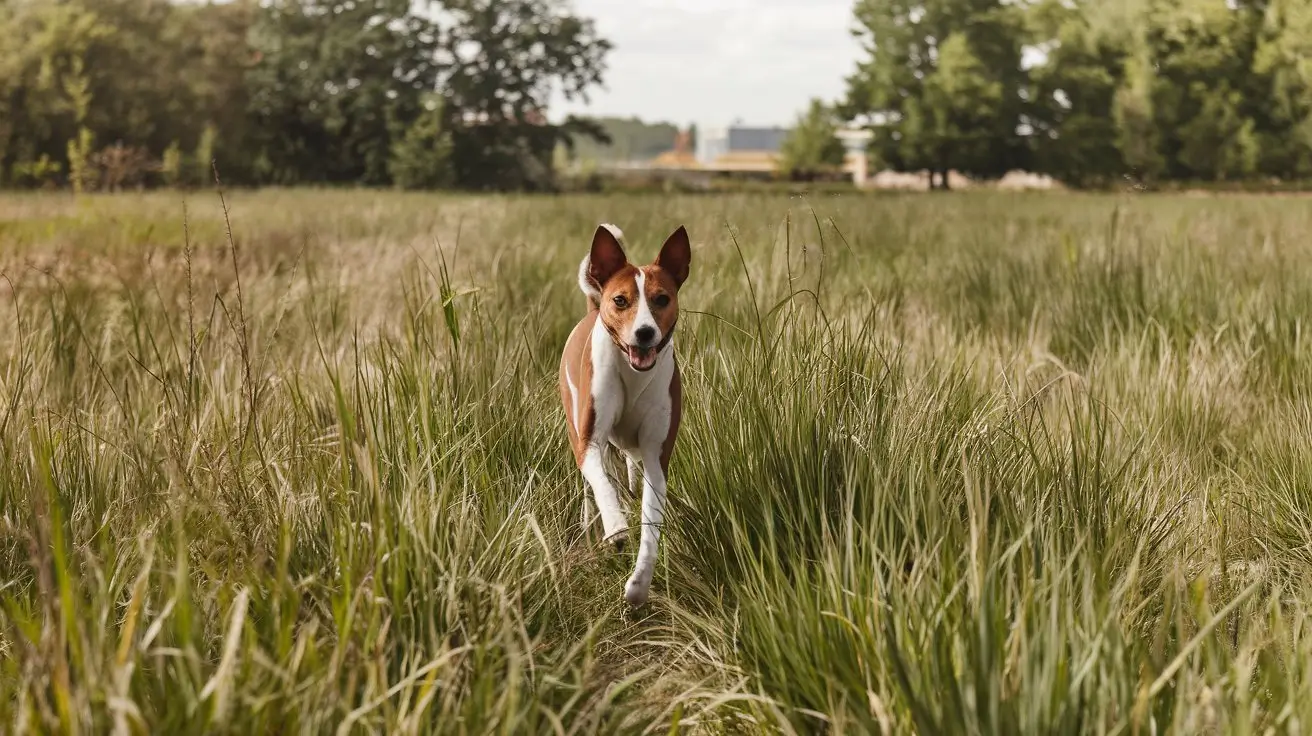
left=624, top=577, right=650, bottom=608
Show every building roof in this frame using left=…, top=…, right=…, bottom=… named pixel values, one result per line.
left=726, top=127, right=789, bottom=153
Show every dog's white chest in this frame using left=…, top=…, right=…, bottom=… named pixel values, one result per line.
left=590, top=322, right=675, bottom=453
left=610, top=370, right=672, bottom=450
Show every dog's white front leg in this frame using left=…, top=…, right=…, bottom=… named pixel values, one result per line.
left=625, top=449, right=667, bottom=607
left=580, top=444, right=628, bottom=549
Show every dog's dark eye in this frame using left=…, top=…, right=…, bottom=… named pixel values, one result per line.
left=612, top=295, right=629, bottom=309
left=652, top=294, right=671, bottom=308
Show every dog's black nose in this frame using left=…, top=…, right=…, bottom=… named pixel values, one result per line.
left=635, top=326, right=656, bottom=345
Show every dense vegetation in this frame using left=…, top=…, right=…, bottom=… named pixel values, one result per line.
left=8, top=1, right=1312, bottom=190
left=568, top=117, right=685, bottom=164
left=0, top=0, right=610, bottom=192
left=844, top=0, right=1312, bottom=187
left=4, top=189, right=1312, bottom=731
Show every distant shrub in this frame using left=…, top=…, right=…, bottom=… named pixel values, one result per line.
left=389, top=103, right=454, bottom=190
left=161, top=142, right=184, bottom=188
left=90, top=143, right=158, bottom=192
left=67, top=128, right=96, bottom=193
left=11, top=155, right=63, bottom=189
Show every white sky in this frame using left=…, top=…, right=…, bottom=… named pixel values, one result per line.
left=549, top=0, right=863, bottom=128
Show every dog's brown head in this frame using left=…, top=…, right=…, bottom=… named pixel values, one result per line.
left=579, top=224, right=690, bottom=371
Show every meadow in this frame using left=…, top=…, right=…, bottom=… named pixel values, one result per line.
left=3, top=188, right=1312, bottom=734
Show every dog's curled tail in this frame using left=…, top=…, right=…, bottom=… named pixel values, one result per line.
left=578, top=256, right=601, bottom=312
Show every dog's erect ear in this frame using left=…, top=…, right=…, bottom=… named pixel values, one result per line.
left=587, top=224, right=628, bottom=291
left=655, top=226, right=691, bottom=288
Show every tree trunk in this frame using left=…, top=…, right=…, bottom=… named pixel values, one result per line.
left=939, top=168, right=951, bottom=191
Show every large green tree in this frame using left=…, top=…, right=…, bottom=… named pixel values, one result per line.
left=167, top=0, right=256, bottom=183
left=1141, top=0, right=1263, bottom=181
left=436, top=0, right=611, bottom=190
left=245, top=0, right=439, bottom=185
left=0, top=0, right=610, bottom=190
left=1253, top=0, right=1312, bottom=177
left=243, top=0, right=609, bottom=189
left=844, top=0, right=1030, bottom=187
left=842, top=0, right=1309, bottom=188
left=1027, top=0, right=1128, bottom=187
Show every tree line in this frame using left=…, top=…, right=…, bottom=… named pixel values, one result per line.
left=5, top=0, right=1311, bottom=192
left=838, top=0, right=1312, bottom=188
left=0, top=0, right=611, bottom=192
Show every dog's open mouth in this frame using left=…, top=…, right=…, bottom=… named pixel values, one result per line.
left=626, top=344, right=658, bottom=371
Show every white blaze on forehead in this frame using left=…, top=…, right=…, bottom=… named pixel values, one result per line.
left=630, top=269, right=660, bottom=344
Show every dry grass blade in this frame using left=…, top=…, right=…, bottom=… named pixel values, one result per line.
left=2, top=189, right=1311, bottom=733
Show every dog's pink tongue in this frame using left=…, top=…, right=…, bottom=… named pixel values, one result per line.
left=628, top=346, right=654, bottom=369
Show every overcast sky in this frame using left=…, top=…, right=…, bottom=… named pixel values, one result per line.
left=549, top=0, right=862, bottom=128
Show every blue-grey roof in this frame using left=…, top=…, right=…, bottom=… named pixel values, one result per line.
left=727, top=127, right=789, bottom=152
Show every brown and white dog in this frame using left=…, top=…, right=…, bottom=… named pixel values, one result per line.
left=558, top=223, right=690, bottom=607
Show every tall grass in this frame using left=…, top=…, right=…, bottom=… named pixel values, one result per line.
left=3, top=189, right=1312, bottom=733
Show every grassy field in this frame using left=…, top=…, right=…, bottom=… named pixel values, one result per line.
left=3, top=189, right=1312, bottom=733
